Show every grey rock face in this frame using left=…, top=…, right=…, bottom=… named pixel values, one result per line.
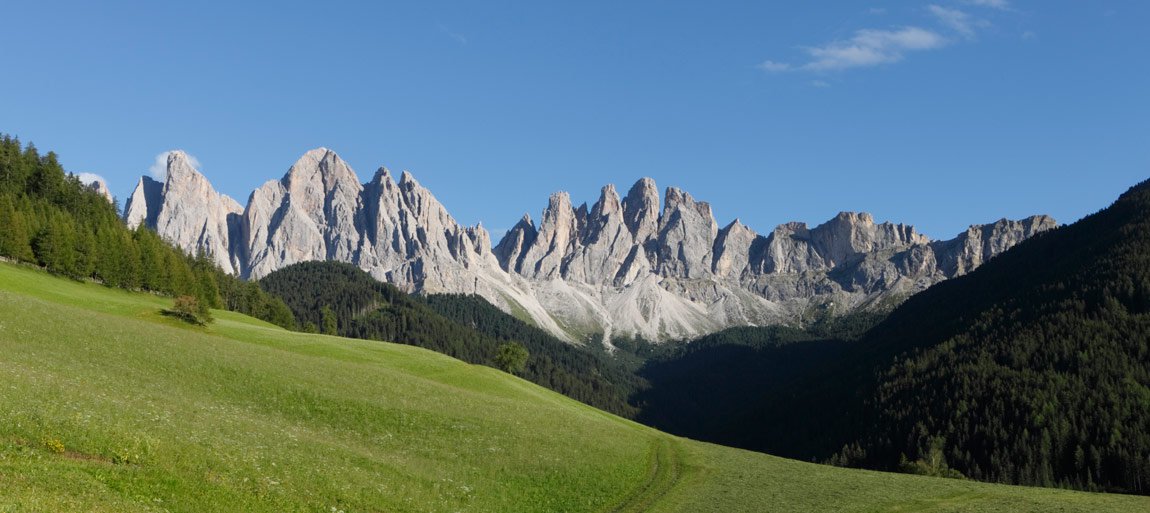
left=125, top=149, right=1056, bottom=344
left=75, top=175, right=114, bottom=203
left=656, top=187, right=719, bottom=279
left=124, top=176, right=163, bottom=230
left=243, top=148, right=363, bottom=279
left=932, top=215, right=1057, bottom=276
left=515, top=192, right=580, bottom=280
left=712, top=220, right=756, bottom=279
left=493, top=213, right=537, bottom=274
left=123, top=151, right=242, bottom=273
left=570, top=184, right=636, bottom=286
left=622, top=178, right=660, bottom=244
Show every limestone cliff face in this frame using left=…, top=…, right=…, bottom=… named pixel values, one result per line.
left=242, top=148, right=363, bottom=279
left=124, top=148, right=1057, bottom=344
left=123, top=151, right=242, bottom=273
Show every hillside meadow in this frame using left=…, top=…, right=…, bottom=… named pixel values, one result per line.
left=0, top=262, right=1145, bottom=512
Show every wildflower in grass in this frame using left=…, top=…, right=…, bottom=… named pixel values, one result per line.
left=41, top=437, right=64, bottom=454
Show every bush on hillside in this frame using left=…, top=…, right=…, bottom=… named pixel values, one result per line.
left=494, top=342, right=529, bottom=374
left=163, top=295, right=212, bottom=325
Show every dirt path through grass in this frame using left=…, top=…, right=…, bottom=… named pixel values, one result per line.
left=607, top=437, right=684, bottom=513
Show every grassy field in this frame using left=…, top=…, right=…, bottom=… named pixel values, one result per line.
left=0, top=262, right=1146, bottom=512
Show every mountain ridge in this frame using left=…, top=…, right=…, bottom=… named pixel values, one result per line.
left=125, top=147, right=1056, bottom=342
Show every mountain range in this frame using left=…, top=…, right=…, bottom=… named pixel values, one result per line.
left=123, top=148, right=1055, bottom=343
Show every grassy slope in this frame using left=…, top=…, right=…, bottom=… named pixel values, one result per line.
left=0, top=263, right=1145, bottom=512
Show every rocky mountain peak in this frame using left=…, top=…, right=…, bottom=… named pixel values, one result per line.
left=123, top=150, right=242, bottom=274
left=622, top=177, right=660, bottom=242
left=713, top=219, right=758, bottom=279
left=398, top=170, right=419, bottom=188
left=73, top=174, right=114, bottom=203
left=514, top=191, right=579, bottom=279
left=587, top=185, right=625, bottom=231
left=657, top=186, right=719, bottom=279
left=493, top=213, right=538, bottom=273
left=284, top=148, right=360, bottom=194
left=164, top=150, right=201, bottom=182
left=371, top=166, right=393, bottom=184
left=126, top=148, right=1057, bottom=344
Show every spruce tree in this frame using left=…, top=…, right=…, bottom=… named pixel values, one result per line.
left=33, top=212, right=77, bottom=276
left=321, top=305, right=338, bottom=335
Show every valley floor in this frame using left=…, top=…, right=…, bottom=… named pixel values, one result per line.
left=0, top=262, right=1145, bottom=512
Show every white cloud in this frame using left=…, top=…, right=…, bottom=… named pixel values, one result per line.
left=795, top=27, right=947, bottom=72
left=74, top=172, right=106, bottom=186
left=964, top=0, right=1010, bottom=10
left=149, top=150, right=200, bottom=181
left=437, top=24, right=468, bottom=45
left=929, top=5, right=975, bottom=38
left=811, top=80, right=831, bottom=88
left=757, top=60, right=792, bottom=72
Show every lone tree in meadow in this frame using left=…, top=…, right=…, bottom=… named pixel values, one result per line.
left=494, top=342, right=528, bottom=374
left=164, top=295, right=213, bottom=326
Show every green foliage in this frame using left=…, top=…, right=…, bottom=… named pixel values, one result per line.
left=320, top=304, right=338, bottom=335
left=897, top=437, right=965, bottom=479
left=633, top=324, right=856, bottom=441
left=163, top=295, right=213, bottom=325
left=0, top=195, right=34, bottom=262
left=494, top=342, right=529, bottom=374
left=32, top=210, right=77, bottom=275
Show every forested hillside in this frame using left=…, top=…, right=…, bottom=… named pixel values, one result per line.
left=259, top=261, right=644, bottom=416
left=732, top=179, right=1150, bottom=494
left=0, top=135, right=294, bottom=328
left=632, top=314, right=883, bottom=443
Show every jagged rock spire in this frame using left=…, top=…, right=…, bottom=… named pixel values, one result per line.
left=123, top=150, right=243, bottom=274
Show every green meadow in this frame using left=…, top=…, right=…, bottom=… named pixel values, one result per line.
left=0, top=262, right=1145, bottom=512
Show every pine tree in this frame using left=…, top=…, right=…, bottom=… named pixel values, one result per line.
left=135, top=228, right=165, bottom=291
left=33, top=212, right=77, bottom=276
left=321, top=305, right=338, bottom=335
left=73, top=227, right=97, bottom=279
left=0, top=196, right=33, bottom=261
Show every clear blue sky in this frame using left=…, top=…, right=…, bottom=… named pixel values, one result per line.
left=2, top=1, right=1147, bottom=239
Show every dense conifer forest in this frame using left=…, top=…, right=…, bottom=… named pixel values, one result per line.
left=715, top=180, right=1150, bottom=494
left=0, top=135, right=294, bottom=328
left=632, top=315, right=882, bottom=444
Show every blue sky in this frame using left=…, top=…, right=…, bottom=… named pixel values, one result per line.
left=2, top=1, right=1147, bottom=239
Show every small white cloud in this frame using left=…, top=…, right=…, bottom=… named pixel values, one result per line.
left=757, top=60, right=792, bottom=72
left=964, top=0, right=1010, bottom=9
left=929, top=5, right=976, bottom=38
left=149, top=150, right=200, bottom=181
left=437, top=24, right=468, bottom=45
left=74, top=172, right=106, bottom=186
left=811, top=80, right=831, bottom=88
left=799, top=27, right=947, bottom=72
